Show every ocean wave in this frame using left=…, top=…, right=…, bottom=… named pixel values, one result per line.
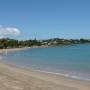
left=32, top=69, right=90, bottom=81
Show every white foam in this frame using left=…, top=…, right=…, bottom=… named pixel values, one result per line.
left=32, top=69, right=90, bottom=81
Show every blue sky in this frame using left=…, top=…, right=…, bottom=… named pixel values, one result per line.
left=0, top=0, right=90, bottom=40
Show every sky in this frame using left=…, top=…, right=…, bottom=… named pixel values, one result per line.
left=0, top=0, right=90, bottom=40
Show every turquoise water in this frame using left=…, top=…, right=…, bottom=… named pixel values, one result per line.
left=1, top=44, right=90, bottom=80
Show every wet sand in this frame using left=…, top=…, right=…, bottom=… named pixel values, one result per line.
left=0, top=63, right=90, bottom=90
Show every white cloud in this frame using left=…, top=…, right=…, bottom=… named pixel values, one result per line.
left=0, top=26, right=21, bottom=37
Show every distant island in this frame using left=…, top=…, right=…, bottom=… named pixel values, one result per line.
left=0, top=38, right=90, bottom=49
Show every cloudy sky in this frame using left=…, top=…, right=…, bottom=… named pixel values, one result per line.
left=0, top=26, right=21, bottom=38
left=0, top=0, right=90, bottom=40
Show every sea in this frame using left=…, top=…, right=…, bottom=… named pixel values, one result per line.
left=0, top=44, right=90, bottom=81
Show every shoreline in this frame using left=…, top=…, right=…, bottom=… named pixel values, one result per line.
left=0, top=44, right=84, bottom=54
left=30, top=69, right=90, bottom=81
left=0, top=63, right=90, bottom=90
left=2, top=61, right=90, bottom=82
left=0, top=47, right=29, bottom=53
left=0, top=44, right=76, bottom=54
left=0, top=46, right=49, bottom=53
left=0, top=47, right=90, bottom=90
left=0, top=46, right=90, bottom=82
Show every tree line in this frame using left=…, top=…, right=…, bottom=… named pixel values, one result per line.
left=0, top=38, right=90, bottom=49
left=0, top=38, right=41, bottom=49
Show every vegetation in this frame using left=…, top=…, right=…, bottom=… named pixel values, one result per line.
left=0, top=38, right=90, bottom=49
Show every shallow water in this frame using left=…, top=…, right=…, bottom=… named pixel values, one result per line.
left=1, top=44, right=90, bottom=81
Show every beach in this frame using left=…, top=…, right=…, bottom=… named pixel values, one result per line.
left=0, top=63, right=90, bottom=90
left=0, top=48, right=29, bottom=54
left=0, top=0, right=90, bottom=89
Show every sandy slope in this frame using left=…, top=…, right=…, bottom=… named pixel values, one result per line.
left=0, top=64, right=90, bottom=90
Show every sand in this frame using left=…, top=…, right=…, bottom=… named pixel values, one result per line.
left=0, top=48, right=29, bottom=54
left=0, top=63, right=89, bottom=90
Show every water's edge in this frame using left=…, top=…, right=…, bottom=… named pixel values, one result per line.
left=0, top=44, right=90, bottom=81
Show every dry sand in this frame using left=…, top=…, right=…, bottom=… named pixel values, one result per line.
left=0, top=63, right=90, bottom=90
left=0, top=48, right=29, bottom=54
